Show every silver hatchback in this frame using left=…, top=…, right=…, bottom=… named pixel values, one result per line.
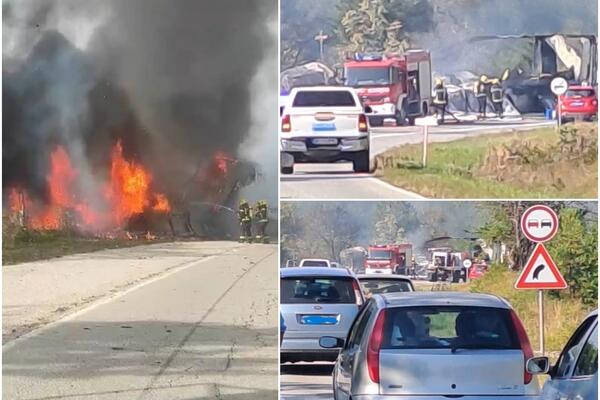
left=281, top=267, right=364, bottom=363
left=320, top=292, right=548, bottom=400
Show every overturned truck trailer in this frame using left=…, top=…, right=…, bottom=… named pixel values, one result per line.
left=471, top=34, right=597, bottom=113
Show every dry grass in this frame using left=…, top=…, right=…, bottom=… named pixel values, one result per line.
left=377, top=122, right=597, bottom=198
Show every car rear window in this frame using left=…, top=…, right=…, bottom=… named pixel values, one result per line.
left=292, top=91, right=356, bottom=107
left=566, top=89, right=595, bottom=97
left=381, top=306, right=519, bottom=350
left=360, top=279, right=413, bottom=296
left=281, top=277, right=357, bottom=304
left=301, top=260, right=328, bottom=267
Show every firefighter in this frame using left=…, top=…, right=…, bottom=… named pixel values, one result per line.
left=488, top=78, right=504, bottom=118
left=254, top=200, right=269, bottom=243
left=238, top=199, right=252, bottom=243
left=432, top=78, right=448, bottom=123
left=475, top=75, right=488, bottom=119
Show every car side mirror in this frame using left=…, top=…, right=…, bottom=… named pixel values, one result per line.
left=364, top=105, right=373, bottom=114
left=319, top=336, right=344, bottom=349
left=280, top=106, right=285, bottom=117
left=526, top=356, right=550, bottom=375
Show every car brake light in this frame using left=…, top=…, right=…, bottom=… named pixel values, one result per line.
left=358, top=114, right=368, bottom=132
left=281, top=114, right=291, bottom=132
left=352, top=280, right=364, bottom=306
left=593, top=100, right=598, bottom=106
left=510, top=310, right=534, bottom=384
left=367, top=309, right=386, bottom=383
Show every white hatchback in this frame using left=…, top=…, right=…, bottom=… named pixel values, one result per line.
left=280, top=86, right=374, bottom=174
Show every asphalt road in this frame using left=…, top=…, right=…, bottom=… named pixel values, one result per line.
left=280, top=363, right=334, bottom=400
left=280, top=117, right=555, bottom=199
left=3, top=242, right=278, bottom=400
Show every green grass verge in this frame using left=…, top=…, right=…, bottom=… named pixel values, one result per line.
left=378, top=124, right=597, bottom=198
left=3, top=230, right=171, bottom=265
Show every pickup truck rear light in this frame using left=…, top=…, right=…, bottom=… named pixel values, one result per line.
left=510, top=310, right=534, bottom=384
left=281, top=114, right=291, bottom=132
left=358, top=114, right=368, bottom=132
left=367, top=309, right=386, bottom=383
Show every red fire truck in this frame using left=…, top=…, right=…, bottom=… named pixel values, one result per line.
left=343, top=50, right=432, bottom=127
left=365, top=244, right=413, bottom=275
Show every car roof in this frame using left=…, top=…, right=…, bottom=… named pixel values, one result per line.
left=281, top=267, right=354, bottom=278
left=378, top=291, right=511, bottom=309
left=356, top=274, right=412, bottom=282
left=300, top=258, right=329, bottom=262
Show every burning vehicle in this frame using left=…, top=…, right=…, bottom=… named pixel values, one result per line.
left=472, top=34, right=597, bottom=113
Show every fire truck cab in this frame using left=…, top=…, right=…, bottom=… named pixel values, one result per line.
left=343, top=50, right=432, bottom=127
left=365, top=244, right=413, bottom=275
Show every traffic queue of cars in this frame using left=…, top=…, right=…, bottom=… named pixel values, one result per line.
left=280, top=267, right=597, bottom=400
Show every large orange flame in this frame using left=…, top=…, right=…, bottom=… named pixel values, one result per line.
left=7, top=142, right=171, bottom=232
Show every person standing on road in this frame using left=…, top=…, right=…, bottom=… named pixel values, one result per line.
left=432, top=78, right=449, bottom=123
left=238, top=199, right=253, bottom=243
left=489, top=78, right=504, bottom=118
left=476, top=75, right=488, bottom=119
left=254, top=200, right=269, bottom=243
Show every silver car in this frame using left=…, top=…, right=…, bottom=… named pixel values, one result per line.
left=320, top=292, right=548, bottom=399
left=541, top=309, right=597, bottom=400
left=280, top=267, right=364, bottom=363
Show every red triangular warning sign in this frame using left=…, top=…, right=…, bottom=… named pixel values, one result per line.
left=515, top=243, right=568, bottom=289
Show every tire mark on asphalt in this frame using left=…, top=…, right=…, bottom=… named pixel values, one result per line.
left=137, top=247, right=276, bottom=399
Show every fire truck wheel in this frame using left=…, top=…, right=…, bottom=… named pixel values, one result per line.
left=395, top=108, right=406, bottom=126
left=352, top=150, right=370, bottom=173
left=281, top=166, right=294, bottom=175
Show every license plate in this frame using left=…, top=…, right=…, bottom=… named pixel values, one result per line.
left=312, top=138, right=338, bottom=145
left=312, top=122, right=336, bottom=132
left=571, top=102, right=584, bottom=107
left=300, top=315, right=339, bottom=325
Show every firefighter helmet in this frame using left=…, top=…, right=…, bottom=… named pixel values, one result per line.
left=434, top=78, right=442, bottom=86
left=480, top=75, right=488, bottom=83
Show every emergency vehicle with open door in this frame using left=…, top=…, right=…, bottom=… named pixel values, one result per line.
left=343, top=50, right=432, bottom=127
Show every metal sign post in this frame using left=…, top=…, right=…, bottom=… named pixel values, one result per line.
left=415, top=116, right=438, bottom=168
left=422, top=125, right=429, bottom=167
left=557, top=96, right=562, bottom=131
left=538, top=290, right=544, bottom=354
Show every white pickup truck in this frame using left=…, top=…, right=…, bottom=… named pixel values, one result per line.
left=279, top=86, right=374, bottom=174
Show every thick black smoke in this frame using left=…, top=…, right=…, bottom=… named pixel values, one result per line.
left=3, top=0, right=276, bottom=207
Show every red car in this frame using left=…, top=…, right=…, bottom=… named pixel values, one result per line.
left=557, top=85, right=598, bottom=122
left=468, top=262, right=489, bottom=280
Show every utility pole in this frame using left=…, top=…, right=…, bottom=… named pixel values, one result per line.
left=314, top=30, right=329, bottom=61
